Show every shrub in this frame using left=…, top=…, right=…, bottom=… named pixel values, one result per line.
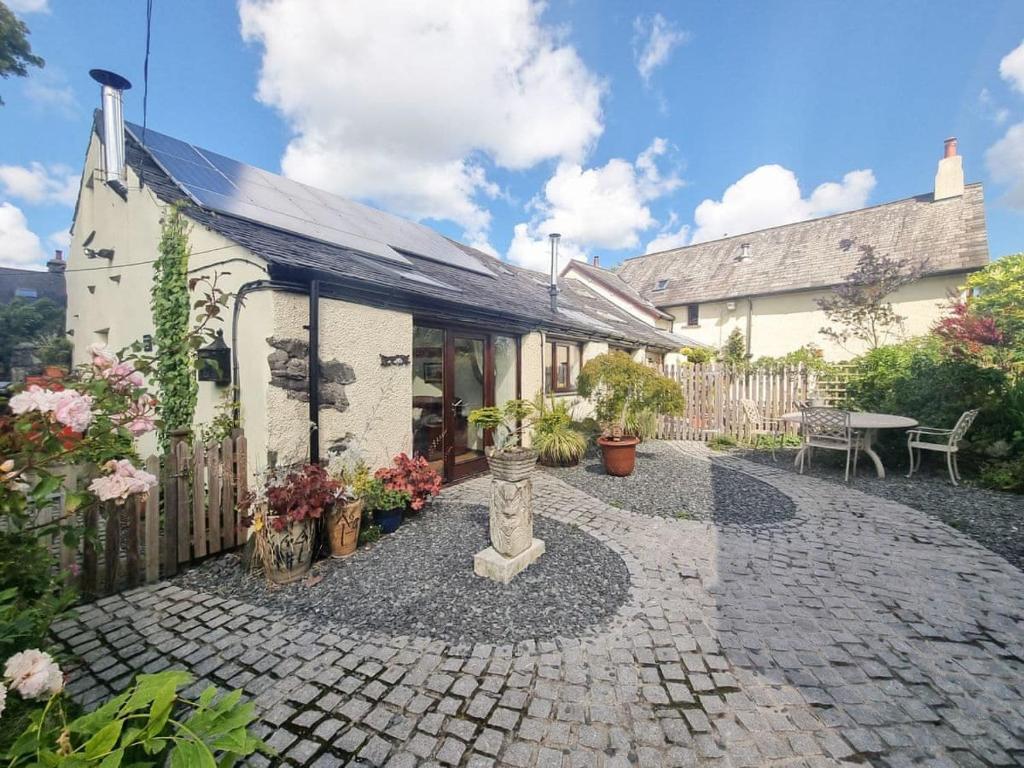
left=681, top=346, right=714, bottom=364
left=467, top=399, right=535, bottom=451
left=576, top=352, right=684, bottom=433
left=624, top=408, right=658, bottom=440
left=361, top=477, right=411, bottom=514
left=534, top=426, right=587, bottom=466
left=240, top=464, right=343, bottom=531
left=375, top=453, right=441, bottom=511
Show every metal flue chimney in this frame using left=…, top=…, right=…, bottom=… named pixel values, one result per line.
left=89, top=69, right=132, bottom=196
left=548, top=233, right=561, bottom=312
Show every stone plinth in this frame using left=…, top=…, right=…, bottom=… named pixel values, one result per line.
left=474, top=539, right=545, bottom=584
left=475, top=476, right=544, bottom=583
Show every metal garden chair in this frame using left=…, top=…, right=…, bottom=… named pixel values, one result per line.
left=799, top=408, right=860, bottom=482
left=906, top=409, right=979, bottom=486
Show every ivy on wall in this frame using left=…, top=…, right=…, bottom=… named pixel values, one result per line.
left=151, top=204, right=198, bottom=451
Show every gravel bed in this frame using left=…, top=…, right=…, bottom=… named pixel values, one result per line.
left=735, top=447, right=1024, bottom=570
left=174, top=502, right=630, bottom=645
left=544, top=440, right=795, bottom=527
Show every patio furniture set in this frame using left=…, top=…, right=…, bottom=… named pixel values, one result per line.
left=739, top=398, right=979, bottom=485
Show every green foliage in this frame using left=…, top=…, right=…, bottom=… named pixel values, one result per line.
left=358, top=523, right=382, bottom=545
left=0, top=297, right=64, bottom=376
left=533, top=408, right=588, bottom=467
left=623, top=408, right=658, bottom=440
left=151, top=205, right=198, bottom=452
left=361, top=477, right=411, bottom=513
left=198, top=389, right=238, bottom=445
left=0, top=2, right=44, bottom=106
left=719, top=329, right=748, bottom=365
left=965, top=252, right=1024, bottom=369
left=576, top=351, right=685, bottom=431
left=34, top=334, right=73, bottom=367
left=467, top=398, right=535, bottom=450
left=1, top=670, right=267, bottom=766
left=681, top=346, right=714, bottom=364
left=752, top=344, right=835, bottom=374
left=708, top=435, right=738, bottom=451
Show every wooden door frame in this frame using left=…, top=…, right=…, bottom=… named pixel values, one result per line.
left=413, top=321, right=521, bottom=483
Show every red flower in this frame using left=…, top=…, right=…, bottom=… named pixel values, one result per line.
left=375, top=453, right=441, bottom=511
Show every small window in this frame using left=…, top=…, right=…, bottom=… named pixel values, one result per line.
left=14, top=288, right=37, bottom=299
left=686, top=304, right=699, bottom=326
left=546, top=340, right=582, bottom=393
left=653, top=278, right=670, bottom=291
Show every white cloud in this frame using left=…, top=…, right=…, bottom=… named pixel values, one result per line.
left=0, top=162, right=79, bottom=207
left=0, top=203, right=47, bottom=269
left=979, top=88, right=1010, bottom=125
left=6, top=0, right=49, bottom=13
left=1000, top=39, right=1024, bottom=94
left=23, top=72, right=80, bottom=118
left=506, top=138, right=682, bottom=269
left=633, top=14, right=689, bottom=85
left=48, top=229, right=71, bottom=251
left=507, top=223, right=587, bottom=274
left=239, top=0, right=604, bottom=241
left=690, top=165, right=876, bottom=243
left=644, top=212, right=690, bottom=253
left=986, top=121, right=1024, bottom=210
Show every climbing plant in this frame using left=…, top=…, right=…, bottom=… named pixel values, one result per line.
left=151, top=204, right=197, bottom=451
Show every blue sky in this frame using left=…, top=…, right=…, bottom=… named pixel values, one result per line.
left=2, top=0, right=1023, bottom=273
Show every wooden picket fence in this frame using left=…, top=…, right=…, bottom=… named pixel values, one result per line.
left=36, top=430, right=248, bottom=599
left=657, top=363, right=850, bottom=442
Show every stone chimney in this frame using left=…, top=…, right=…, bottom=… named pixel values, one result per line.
left=592, top=254, right=600, bottom=268
left=934, top=137, right=964, bottom=201
left=46, top=249, right=66, bottom=273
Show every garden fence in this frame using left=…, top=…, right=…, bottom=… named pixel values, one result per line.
left=34, top=429, right=249, bottom=599
left=657, top=363, right=852, bottom=442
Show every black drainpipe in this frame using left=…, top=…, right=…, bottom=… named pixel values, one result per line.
left=308, top=279, right=321, bottom=465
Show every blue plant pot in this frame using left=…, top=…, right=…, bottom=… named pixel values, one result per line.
left=375, top=507, right=403, bottom=534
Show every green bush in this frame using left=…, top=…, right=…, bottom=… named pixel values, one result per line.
left=576, top=352, right=685, bottom=431
left=534, top=426, right=588, bottom=466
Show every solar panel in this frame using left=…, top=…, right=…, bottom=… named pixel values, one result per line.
left=127, top=123, right=493, bottom=276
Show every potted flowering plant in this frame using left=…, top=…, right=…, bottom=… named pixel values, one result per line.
left=375, top=453, right=441, bottom=514
left=467, top=399, right=537, bottom=481
left=325, top=481, right=363, bottom=559
left=361, top=477, right=410, bottom=534
left=240, top=464, right=342, bottom=583
left=577, top=352, right=685, bottom=476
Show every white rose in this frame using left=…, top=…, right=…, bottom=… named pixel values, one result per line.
left=4, top=649, right=63, bottom=700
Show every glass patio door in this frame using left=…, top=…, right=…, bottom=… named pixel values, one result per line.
left=449, top=334, right=489, bottom=480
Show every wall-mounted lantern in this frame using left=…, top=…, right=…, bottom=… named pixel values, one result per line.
left=197, top=330, right=231, bottom=385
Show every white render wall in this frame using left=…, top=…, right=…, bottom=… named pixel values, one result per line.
left=663, top=274, right=968, bottom=360
left=66, top=132, right=272, bottom=464
left=268, top=292, right=413, bottom=471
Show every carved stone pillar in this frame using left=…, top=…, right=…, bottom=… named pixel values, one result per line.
left=474, top=476, right=545, bottom=584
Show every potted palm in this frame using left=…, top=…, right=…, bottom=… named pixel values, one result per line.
left=468, top=399, right=537, bottom=481
left=240, top=464, right=342, bottom=583
left=577, top=352, right=685, bottom=476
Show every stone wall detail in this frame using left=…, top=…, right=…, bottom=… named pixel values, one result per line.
left=266, top=337, right=356, bottom=413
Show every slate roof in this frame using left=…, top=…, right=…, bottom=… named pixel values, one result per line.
left=0, top=267, right=66, bottom=306
left=121, top=125, right=691, bottom=351
left=561, top=260, right=672, bottom=320
left=615, top=185, right=989, bottom=307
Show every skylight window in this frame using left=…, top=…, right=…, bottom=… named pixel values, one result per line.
left=653, top=279, right=670, bottom=291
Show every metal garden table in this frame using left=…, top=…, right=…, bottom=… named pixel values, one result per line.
left=781, top=411, right=919, bottom=479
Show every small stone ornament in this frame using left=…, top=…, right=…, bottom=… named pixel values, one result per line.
left=474, top=475, right=545, bottom=584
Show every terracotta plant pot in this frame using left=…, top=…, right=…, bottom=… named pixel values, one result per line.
left=43, top=365, right=66, bottom=379
left=326, top=498, right=363, bottom=558
left=597, top=436, right=640, bottom=477
left=262, top=517, right=315, bottom=584
left=485, top=447, right=538, bottom=482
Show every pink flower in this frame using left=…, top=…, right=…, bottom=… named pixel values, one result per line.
left=102, top=361, right=144, bottom=392
left=88, top=459, right=157, bottom=504
left=8, top=385, right=58, bottom=415
left=115, top=394, right=157, bottom=436
left=50, top=390, right=94, bottom=433
left=4, top=649, right=63, bottom=699
left=88, top=343, right=118, bottom=371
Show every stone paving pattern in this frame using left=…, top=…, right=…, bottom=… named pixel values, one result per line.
left=52, top=443, right=1024, bottom=767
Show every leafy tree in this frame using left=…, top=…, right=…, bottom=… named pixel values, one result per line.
left=817, top=239, right=924, bottom=352
left=576, top=351, right=685, bottom=431
left=965, top=252, right=1024, bottom=368
left=681, top=345, right=713, bottom=364
left=0, top=1, right=44, bottom=106
left=0, top=297, right=64, bottom=377
left=752, top=343, right=835, bottom=374
left=719, top=328, right=748, bottom=365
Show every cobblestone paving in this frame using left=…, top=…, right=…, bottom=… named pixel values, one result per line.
left=52, top=443, right=1024, bottom=767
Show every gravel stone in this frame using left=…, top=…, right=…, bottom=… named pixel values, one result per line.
left=174, top=502, right=629, bottom=645
left=545, top=440, right=795, bottom=527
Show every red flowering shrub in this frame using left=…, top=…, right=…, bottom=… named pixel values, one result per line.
left=375, top=453, right=441, bottom=511
left=934, top=299, right=1005, bottom=359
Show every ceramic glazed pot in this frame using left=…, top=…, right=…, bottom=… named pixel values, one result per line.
left=375, top=507, right=403, bottom=534
left=263, top=517, right=314, bottom=584
left=485, top=447, right=538, bottom=482
left=326, top=498, right=363, bottom=558
left=597, top=436, right=640, bottom=477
